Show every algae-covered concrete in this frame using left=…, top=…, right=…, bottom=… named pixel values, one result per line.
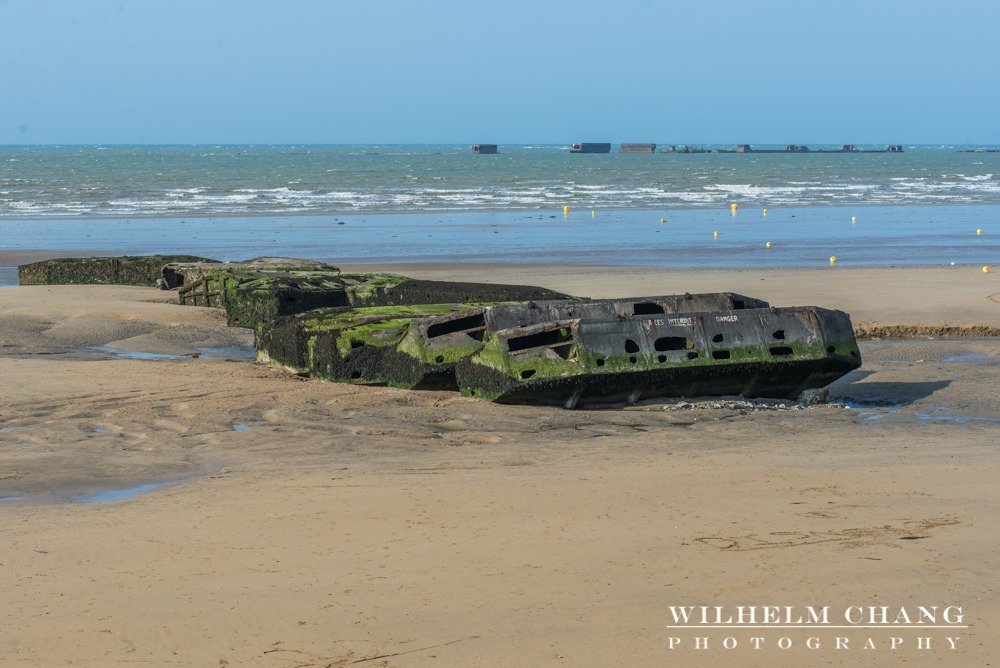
left=161, top=257, right=339, bottom=289
left=253, top=294, right=769, bottom=390
left=256, top=304, right=487, bottom=389
left=455, top=306, right=861, bottom=407
left=183, top=267, right=573, bottom=329
left=180, top=269, right=353, bottom=328
left=18, top=255, right=216, bottom=287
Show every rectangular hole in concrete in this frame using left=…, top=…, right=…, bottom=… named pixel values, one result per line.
left=427, top=312, right=486, bottom=338
left=633, top=301, right=665, bottom=315
left=507, top=327, right=573, bottom=352
left=654, top=336, right=687, bottom=351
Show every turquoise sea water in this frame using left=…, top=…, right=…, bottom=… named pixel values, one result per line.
left=4, top=144, right=1000, bottom=217
left=0, top=145, right=998, bottom=268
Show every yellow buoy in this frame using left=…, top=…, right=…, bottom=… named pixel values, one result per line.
left=985, top=265, right=992, bottom=273
left=977, top=228, right=983, bottom=236
left=765, top=241, right=772, bottom=249
left=713, top=230, right=720, bottom=239
left=563, top=205, right=570, bottom=215
left=851, top=216, right=857, bottom=224
left=762, top=208, right=768, bottom=216
left=591, top=210, right=596, bottom=217
left=730, top=202, right=738, bottom=210
left=829, top=255, right=837, bottom=265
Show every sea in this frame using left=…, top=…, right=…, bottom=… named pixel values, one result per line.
left=1, top=144, right=998, bottom=269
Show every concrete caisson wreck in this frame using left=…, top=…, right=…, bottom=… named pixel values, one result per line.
left=253, top=292, right=861, bottom=406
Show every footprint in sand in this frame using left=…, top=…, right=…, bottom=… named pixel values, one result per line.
left=428, top=419, right=470, bottom=432
left=462, top=434, right=503, bottom=444
left=169, top=402, right=197, bottom=420
left=152, top=418, right=191, bottom=434
left=694, top=517, right=960, bottom=551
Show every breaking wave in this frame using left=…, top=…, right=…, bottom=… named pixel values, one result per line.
left=1, top=145, right=999, bottom=218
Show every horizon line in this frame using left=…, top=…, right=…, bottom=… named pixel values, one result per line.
left=2, top=141, right=997, bottom=147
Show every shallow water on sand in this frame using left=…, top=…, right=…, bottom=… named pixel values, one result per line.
left=1, top=204, right=997, bottom=267
left=92, top=345, right=255, bottom=361
left=69, top=482, right=174, bottom=504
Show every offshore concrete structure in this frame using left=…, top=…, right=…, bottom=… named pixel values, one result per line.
left=571, top=142, right=612, bottom=153
left=662, top=144, right=904, bottom=154
left=620, top=143, right=657, bottom=153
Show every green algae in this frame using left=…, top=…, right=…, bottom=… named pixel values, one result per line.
left=342, top=274, right=408, bottom=303
left=335, top=319, right=413, bottom=356
left=301, top=303, right=470, bottom=333
left=397, top=331, right=485, bottom=366
left=256, top=302, right=504, bottom=390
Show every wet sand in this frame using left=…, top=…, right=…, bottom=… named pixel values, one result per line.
left=0, top=266, right=997, bottom=665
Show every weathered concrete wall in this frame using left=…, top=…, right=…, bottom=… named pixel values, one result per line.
left=18, top=255, right=216, bottom=287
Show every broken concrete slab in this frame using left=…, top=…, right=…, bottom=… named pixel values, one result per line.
left=18, top=255, right=216, bottom=287
left=161, top=257, right=340, bottom=289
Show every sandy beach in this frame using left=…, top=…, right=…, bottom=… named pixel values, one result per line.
left=1, top=264, right=997, bottom=665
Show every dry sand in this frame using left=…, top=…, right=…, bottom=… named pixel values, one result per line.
left=0, top=265, right=997, bottom=666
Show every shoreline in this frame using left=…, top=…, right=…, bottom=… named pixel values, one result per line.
left=2, top=199, right=999, bottom=223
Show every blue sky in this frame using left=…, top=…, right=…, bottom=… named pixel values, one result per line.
left=1, top=0, right=998, bottom=144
